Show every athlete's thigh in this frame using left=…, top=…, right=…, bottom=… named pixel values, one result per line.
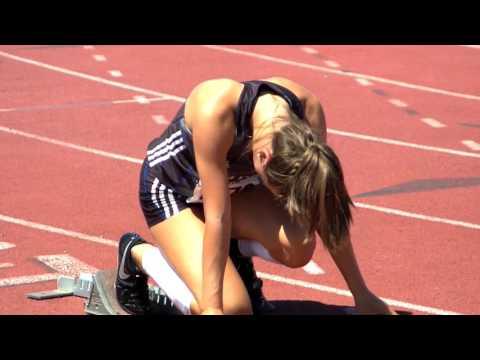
left=230, top=185, right=315, bottom=263
left=149, top=206, right=252, bottom=314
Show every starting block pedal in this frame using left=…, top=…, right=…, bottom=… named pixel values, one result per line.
left=27, top=269, right=181, bottom=315
left=27, top=273, right=93, bottom=300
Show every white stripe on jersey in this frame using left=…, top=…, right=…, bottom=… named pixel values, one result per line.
left=147, top=130, right=182, bottom=155
left=147, top=137, right=184, bottom=162
left=158, top=184, right=171, bottom=218
left=167, top=188, right=179, bottom=215
left=149, top=145, right=187, bottom=167
left=151, top=178, right=160, bottom=209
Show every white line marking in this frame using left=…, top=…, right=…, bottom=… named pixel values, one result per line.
left=108, top=70, right=123, bottom=78
left=421, top=118, right=446, bottom=128
left=388, top=99, right=409, bottom=108
left=355, top=78, right=373, bottom=86
left=93, top=54, right=106, bottom=62
left=459, top=45, right=480, bottom=49
left=0, top=273, right=60, bottom=288
left=112, top=96, right=170, bottom=104
left=302, top=260, right=325, bottom=275
left=0, top=213, right=461, bottom=315
left=0, top=97, right=173, bottom=113
left=0, top=126, right=143, bottom=165
left=0, top=214, right=118, bottom=247
left=0, top=242, right=15, bottom=251
left=462, top=140, right=480, bottom=151
left=133, top=95, right=150, bottom=104
left=324, top=60, right=340, bottom=68
left=327, top=128, right=480, bottom=159
left=0, top=263, right=14, bottom=269
left=152, top=115, right=169, bottom=125
left=202, top=45, right=480, bottom=102
left=257, top=272, right=461, bottom=315
left=301, top=47, right=318, bottom=54
left=36, top=255, right=97, bottom=277
left=354, top=202, right=480, bottom=230
left=0, top=51, right=185, bottom=103
left=0, top=50, right=186, bottom=103
left=83, top=45, right=95, bottom=50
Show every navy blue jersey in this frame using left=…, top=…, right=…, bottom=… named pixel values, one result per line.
left=144, top=80, right=305, bottom=204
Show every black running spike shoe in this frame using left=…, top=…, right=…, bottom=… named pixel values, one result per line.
left=115, top=233, right=151, bottom=315
left=229, top=239, right=276, bottom=315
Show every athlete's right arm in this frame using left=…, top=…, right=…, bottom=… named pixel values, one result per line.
left=185, top=79, right=238, bottom=314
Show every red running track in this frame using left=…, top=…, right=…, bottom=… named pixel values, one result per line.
left=0, top=45, right=479, bottom=315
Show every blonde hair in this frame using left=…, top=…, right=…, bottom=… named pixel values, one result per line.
left=264, top=116, right=354, bottom=251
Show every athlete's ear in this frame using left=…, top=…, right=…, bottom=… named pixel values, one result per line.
left=257, top=148, right=272, bottom=169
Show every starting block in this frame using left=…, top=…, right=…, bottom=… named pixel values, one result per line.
left=27, top=269, right=181, bottom=315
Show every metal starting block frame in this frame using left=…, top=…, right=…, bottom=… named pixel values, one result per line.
left=27, top=269, right=181, bottom=315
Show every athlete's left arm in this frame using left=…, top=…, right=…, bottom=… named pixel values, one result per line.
left=262, top=77, right=327, bottom=142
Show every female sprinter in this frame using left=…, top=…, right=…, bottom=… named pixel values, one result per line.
left=114, top=77, right=396, bottom=315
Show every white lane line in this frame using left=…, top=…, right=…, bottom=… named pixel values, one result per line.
left=83, top=45, right=95, bottom=50
left=461, top=140, right=480, bottom=151
left=0, top=50, right=186, bottom=103
left=388, top=99, right=409, bottom=108
left=0, top=213, right=460, bottom=315
left=152, top=115, right=169, bottom=125
left=0, top=126, right=143, bottom=165
left=421, top=118, right=446, bottom=128
left=0, top=263, right=14, bottom=269
left=108, top=70, right=123, bottom=78
left=354, top=202, right=480, bottom=231
left=355, top=78, right=373, bottom=86
left=327, top=128, right=480, bottom=159
left=36, top=255, right=97, bottom=277
left=0, top=273, right=60, bottom=288
left=133, top=95, right=150, bottom=104
left=302, top=260, right=325, bottom=275
left=202, top=45, right=480, bottom=102
left=112, top=96, right=170, bottom=104
left=0, top=96, right=173, bottom=113
left=0, top=242, right=16, bottom=251
left=93, top=54, right=107, bottom=62
left=0, top=214, right=119, bottom=247
left=300, top=47, right=318, bottom=54
left=257, top=272, right=461, bottom=315
left=2, top=126, right=480, bottom=229
left=324, top=60, right=340, bottom=68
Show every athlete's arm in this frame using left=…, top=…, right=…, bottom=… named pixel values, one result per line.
left=185, top=79, right=238, bottom=314
left=262, top=76, right=327, bottom=142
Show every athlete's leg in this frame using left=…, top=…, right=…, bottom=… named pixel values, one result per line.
left=132, top=206, right=252, bottom=315
left=230, top=185, right=316, bottom=268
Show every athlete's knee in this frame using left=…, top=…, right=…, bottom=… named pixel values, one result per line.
left=281, top=234, right=316, bottom=268
left=223, top=297, right=253, bottom=315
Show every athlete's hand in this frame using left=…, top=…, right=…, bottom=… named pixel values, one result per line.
left=201, top=307, right=224, bottom=315
left=354, top=290, right=397, bottom=315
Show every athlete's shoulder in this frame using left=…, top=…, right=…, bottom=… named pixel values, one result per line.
left=184, top=79, right=241, bottom=137
left=188, top=78, right=241, bottom=109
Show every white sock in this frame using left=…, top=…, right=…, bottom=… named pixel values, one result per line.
left=141, top=246, right=194, bottom=315
left=237, top=239, right=280, bottom=264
